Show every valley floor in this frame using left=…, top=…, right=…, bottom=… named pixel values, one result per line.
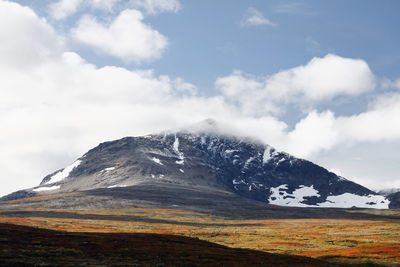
left=0, top=206, right=399, bottom=266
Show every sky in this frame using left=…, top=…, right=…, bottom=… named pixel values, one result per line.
left=1, top=0, right=400, bottom=196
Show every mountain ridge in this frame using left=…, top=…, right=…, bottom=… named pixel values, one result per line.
left=1, top=120, right=393, bottom=209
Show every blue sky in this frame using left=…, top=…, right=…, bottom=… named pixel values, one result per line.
left=1, top=0, right=400, bottom=196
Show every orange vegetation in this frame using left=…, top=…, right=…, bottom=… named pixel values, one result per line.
left=1, top=208, right=399, bottom=266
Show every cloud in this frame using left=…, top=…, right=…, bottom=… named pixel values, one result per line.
left=241, top=7, right=276, bottom=27
left=71, top=9, right=168, bottom=63
left=49, top=0, right=122, bottom=20
left=48, top=0, right=83, bottom=20
left=284, top=111, right=338, bottom=157
left=216, top=54, right=376, bottom=115
left=0, top=1, right=64, bottom=68
left=266, top=54, right=376, bottom=100
left=279, top=94, right=400, bottom=159
left=130, top=0, right=181, bottom=14
left=48, top=0, right=180, bottom=19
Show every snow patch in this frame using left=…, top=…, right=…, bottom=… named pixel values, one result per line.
left=200, top=136, right=206, bottom=145
left=244, top=157, right=255, bottom=169
left=46, top=160, right=81, bottom=184
left=107, top=184, right=129, bottom=188
left=103, top=167, right=115, bottom=172
left=232, top=179, right=246, bottom=185
left=318, top=193, right=390, bottom=209
left=151, top=157, right=164, bottom=165
left=268, top=185, right=320, bottom=207
left=179, top=169, right=184, bottom=173
left=173, top=136, right=185, bottom=165
left=263, top=146, right=276, bottom=163
left=268, top=185, right=390, bottom=209
left=33, top=185, right=60, bottom=192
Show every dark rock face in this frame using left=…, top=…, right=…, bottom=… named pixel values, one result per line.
left=387, top=192, right=400, bottom=209
left=2, top=128, right=387, bottom=208
left=0, top=190, right=36, bottom=201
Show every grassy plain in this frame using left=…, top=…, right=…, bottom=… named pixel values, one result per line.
left=0, top=207, right=399, bottom=266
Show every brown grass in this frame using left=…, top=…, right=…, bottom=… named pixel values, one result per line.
left=1, top=207, right=399, bottom=266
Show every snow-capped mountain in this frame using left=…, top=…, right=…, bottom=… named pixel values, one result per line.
left=1, top=120, right=390, bottom=209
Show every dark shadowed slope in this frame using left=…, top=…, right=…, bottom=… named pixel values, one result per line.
left=0, top=223, right=343, bottom=267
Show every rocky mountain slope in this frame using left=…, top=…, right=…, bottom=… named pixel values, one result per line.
left=1, top=120, right=390, bottom=209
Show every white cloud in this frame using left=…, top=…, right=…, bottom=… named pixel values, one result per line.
left=266, top=54, right=375, bottom=101
left=280, top=95, right=400, bottom=159
left=130, top=0, right=181, bottom=14
left=241, top=7, right=276, bottom=27
left=71, top=9, right=168, bottom=63
left=89, top=0, right=122, bottom=11
left=216, top=54, right=376, bottom=115
left=48, top=0, right=180, bottom=19
left=283, top=111, right=338, bottom=157
left=0, top=1, right=64, bottom=68
left=49, top=0, right=83, bottom=20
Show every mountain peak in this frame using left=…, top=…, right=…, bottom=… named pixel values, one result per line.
left=1, top=127, right=391, bottom=209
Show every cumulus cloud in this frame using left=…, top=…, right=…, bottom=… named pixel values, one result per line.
left=241, top=7, right=276, bottom=27
left=71, top=9, right=168, bottom=63
left=280, top=94, right=400, bottom=159
left=266, top=54, right=376, bottom=100
left=0, top=1, right=64, bottom=68
left=216, top=54, right=376, bottom=115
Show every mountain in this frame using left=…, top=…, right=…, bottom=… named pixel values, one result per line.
left=387, top=192, right=400, bottom=209
left=1, top=120, right=390, bottom=209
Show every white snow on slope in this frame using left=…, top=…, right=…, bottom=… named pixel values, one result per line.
left=33, top=185, right=60, bottom=192
left=268, top=185, right=320, bottom=207
left=268, top=184, right=390, bottom=209
left=244, top=157, right=255, bottom=169
left=151, top=157, right=164, bottom=165
left=319, top=193, right=390, bottom=209
left=46, top=160, right=81, bottom=184
left=263, top=145, right=276, bottom=163
left=107, top=184, right=129, bottom=188
left=173, top=136, right=185, bottom=165
left=103, top=167, right=115, bottom=171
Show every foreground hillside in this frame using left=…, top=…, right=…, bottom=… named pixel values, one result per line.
left=1, top=194, right=399, bottom=266
left=0, top=223, right=339, bottom=267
